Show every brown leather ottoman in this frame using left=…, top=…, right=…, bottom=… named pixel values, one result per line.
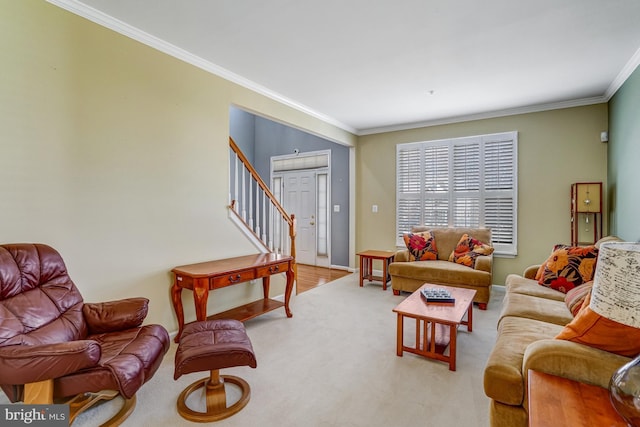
left=174, top=319, right=257, bottom=422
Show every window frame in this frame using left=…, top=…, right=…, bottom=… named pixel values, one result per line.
left=396, top=131, right=518, bottom=256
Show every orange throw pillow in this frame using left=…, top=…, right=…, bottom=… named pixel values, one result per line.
left=555, top=293, right=640, bottom=357
left=448, top=233, right=494, bottom=268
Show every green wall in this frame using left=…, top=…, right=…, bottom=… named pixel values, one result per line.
left=608, top=66, right=640, bottom=241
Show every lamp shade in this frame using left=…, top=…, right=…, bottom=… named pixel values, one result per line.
left=590, top=242, right=640, bottom=328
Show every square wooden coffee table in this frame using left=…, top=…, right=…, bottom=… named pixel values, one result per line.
left=392, top=284, right=476, bottom=371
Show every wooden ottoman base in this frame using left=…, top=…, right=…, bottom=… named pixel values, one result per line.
left=177, top=369, right=250, bottom=423
left=174, top=320, right=257, bottom=422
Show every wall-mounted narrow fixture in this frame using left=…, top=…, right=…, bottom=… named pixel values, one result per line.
left=600, top=131, right=609, bottom=143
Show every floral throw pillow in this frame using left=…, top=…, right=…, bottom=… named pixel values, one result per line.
left=535, top=243, right=566, bottom=281
left=403, top=231, right=438, bottom=261
left=538, top=245, right=598, bottom=293
left=448, top=234, right=494, bottom=268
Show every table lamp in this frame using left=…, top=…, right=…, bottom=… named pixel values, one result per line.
left=594, top=242, right=640, bottom=427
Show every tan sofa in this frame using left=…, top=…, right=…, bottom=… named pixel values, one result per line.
left=483, top=256, right=631, bottom=427
left=389, top=227, right=493, bottom=309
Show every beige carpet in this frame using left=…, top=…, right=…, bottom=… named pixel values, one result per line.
left=7, top=275, right=504, bottom=426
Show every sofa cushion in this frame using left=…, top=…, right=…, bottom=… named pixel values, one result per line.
left=537, top=245, right=598, bottom=293
left=556, top=292, right=640, bottom=357
left=498, top=292, right=574, bottom=327
left=448, top=233, right=494, bottom=268
left=505, top=275, right=565, bottom=302
left=403, top=231, right=438, bottom=261
left=484, top=316, right=564, bottom=406
left=595, top=235, right=624, bottom=248
left=389, top=259, right=492, bottom=287
left=412, top=226, right=491, bottom=261
left=564, top=282, right=593, bottom=317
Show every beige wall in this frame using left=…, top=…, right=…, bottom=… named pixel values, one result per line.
left=2, top=1, right=612, bottom=333
left=1, top=0, right=355, bottom=332
left=356, top=104, right=608, bottom=285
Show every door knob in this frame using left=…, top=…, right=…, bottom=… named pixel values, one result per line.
left=310, top=222, right=315, bottom=225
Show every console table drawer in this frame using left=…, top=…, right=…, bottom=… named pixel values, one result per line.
left=174, top=274, right=194, bottom=288
left=212, top=270, right=256, bottom=289
left=256, top=262, right=290, bottom=277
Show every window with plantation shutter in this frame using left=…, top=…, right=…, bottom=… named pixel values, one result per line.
left=396, top=131, right=517, bottom=256
left=396, top=143, right=422, bottom=236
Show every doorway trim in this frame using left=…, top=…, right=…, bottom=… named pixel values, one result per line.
left=271, top=150, right=331, bottom=267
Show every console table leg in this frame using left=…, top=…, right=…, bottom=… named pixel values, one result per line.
left=171, top=282, right=184, bottom=343
left=262, top=276, right=270, bottom=299
left=193, top=277, right=209, bottom=322
left=284, top=265, right=294, bottom=318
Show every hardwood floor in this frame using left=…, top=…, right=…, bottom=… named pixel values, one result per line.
left=296, top=264, right=352, bottom=294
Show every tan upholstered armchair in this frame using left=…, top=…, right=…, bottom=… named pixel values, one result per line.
left=389, top=227, right=494, bottom=309
left=0, top=243, right=170, bottom=425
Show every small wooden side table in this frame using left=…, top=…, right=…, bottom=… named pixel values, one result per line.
left=528, top=370, right=627, bottom=427
left=357, top=250, right=395, bottom=290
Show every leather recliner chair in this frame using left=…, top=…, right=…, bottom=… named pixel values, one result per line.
left=0, top=243, right=170, bottom=425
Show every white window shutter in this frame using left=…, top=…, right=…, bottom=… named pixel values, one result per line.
left=396, top=144, right=422, bottom=244
left=483, top=135, right=517, bottom=254
left=396, top=132, right=517, bottom=255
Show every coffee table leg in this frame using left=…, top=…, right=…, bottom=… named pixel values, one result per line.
left=467, top=303, right=473, bottom=332
left=396, top=313, right=404, bottom=356
left=359, top=255, right=364, bottom=287
left=449, top=324, right=456, bottom=371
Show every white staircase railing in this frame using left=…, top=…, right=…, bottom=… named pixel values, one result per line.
left=229, top=137, right=296, bottom=258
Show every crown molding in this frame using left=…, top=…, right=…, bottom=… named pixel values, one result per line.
left=46, top=0, right=637, bottom=138
left=605, top=45, right=640, bottom=100
left=46, top=0, right=357, bottom=135
left=357, top=96, right=608, bottom=136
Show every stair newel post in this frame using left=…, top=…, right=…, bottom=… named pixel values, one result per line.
left=289, top=214, right=296, bottom=259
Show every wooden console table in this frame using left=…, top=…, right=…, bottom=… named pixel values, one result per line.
left=528, top=370, right=626, bottom=426
left=171, top=253, right=295, bottom=342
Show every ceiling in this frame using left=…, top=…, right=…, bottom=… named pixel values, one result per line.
left=55, top=0, right=640, bottom=135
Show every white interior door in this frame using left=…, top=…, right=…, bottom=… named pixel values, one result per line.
left=271, top=150, right=331, bottom=267
left=281, top=170, right=317, bottom=266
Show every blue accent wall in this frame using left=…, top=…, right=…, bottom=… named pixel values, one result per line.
left=229, top=107, right=256, bottom=163
left=230, top=107, right=350, bottom=267
left=608, top=66, right=640, bottom=241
